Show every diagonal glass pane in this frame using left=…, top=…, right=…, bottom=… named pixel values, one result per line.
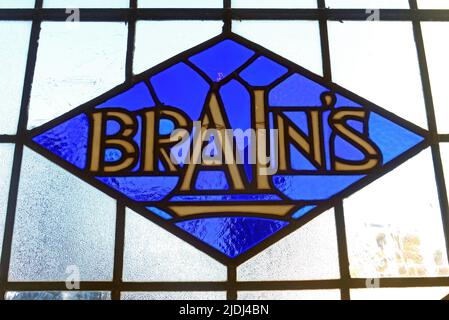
left=9, top=147, right=116, bottom=281
left=121, top=292, right=226, bottom=300
left=0, top=21, right=32, bottom=134
left=344, top=149, right=449, bottom=278
left=233, top=20, right=322, bottom=75
left=5, top=291, right=111, bottom=300
left=351, top=287, right=449, bottom=300
left=328, top=21, right=427, bottom=129
left=123, top=209, right=227, bottom=282
left=238, top=290, right=341, bottom=300
left=28, top=22, right=127, bottom=129
left=421, top=22, right=449, bottom=133
left=0, top=144, right=15, bottom=262
left=237, top=209, right=340, bottom=281
left=134, top=21, right=223, bottom=74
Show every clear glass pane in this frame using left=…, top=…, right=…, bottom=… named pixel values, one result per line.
left=0, top=21, right=32, bottom=134
left=0, top=144, right=15, bottom=261
left=233, top=0, right=316, bottom=8
left=134, top=21, right=223, bottom=74
left=350, top=287, right=449, bottom=300
left=44, top=0, right=128, bottom=7
left=237, top=209, right=340, bottom=281
left=418, top=0, right=449, bottom=9
left=121, top=292, right=226, bottom=300
left=5, top=291, right=111, bottom=300
left=233, top=20, right=322, bottom=75
left=328, top=21, right=427, bottom=129
left=0, top=0, right=35, bottom=8
left=421, top=22, right=449, bottom=133
left=9, top=147, right=116, bottom=281
left=345, top=148, right=449, bottom=278
left=326, top=0, right=409, bottom=8
left=123, top=209, right=227, bottom=282
left=238, top=290, right=340, bottom=300
left=139, top=0, right=222, bottom=8
left=28, top=22, right=127, bottom=129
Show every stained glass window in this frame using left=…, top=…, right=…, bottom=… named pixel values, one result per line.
left=0, top=0, right=448, bottom=301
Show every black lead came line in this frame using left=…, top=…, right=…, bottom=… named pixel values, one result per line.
left=1, top=8, right=449, bottom=22
left=409, top=0, right=449, bottom=281
left=0, top=0, right=43, bottom=301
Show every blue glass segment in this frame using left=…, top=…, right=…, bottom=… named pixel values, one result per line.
left=195, top=171, right=229, bottom=190
left=96, top=176, right=178, bottom=202
left=146, top=206, right=173, bottom=220
left=269, top=73, right=328, bottom=107
left=220, top=79, right=251, bottom=133
left=170, top=194, right=282, bottom=202
left=334, top=94, right=361, bottom=108
left=290, top=144, right=317, bottom=171
left=291, top=205, right=317, bottom=219
left=334, top=136, right=365, bottom=162
left=368, top=112, right=424, bottom=163
left=130, top=116, right=142, bottom=172
left=273, top=175, right=365, bottom=200
left=283, top=111, right=309, bottom=135
left=96, top=81, right=154, bottom=111
left=33, top=113, right=89, bottom=169
left=219, top=79, right=253, bottom=181
left=151, top=62, right=209, bottom=121
left=347, top=119, right=364, bottom=133
left=176, top=217, right=288, bottom=258
left=104, top=148, right=122, bottom=162
left=159, top=119, right=175, bottom=135
left=239, top=56, right=288, bottom=86
left=189, top=39, right=254, bottom=82
left=106, top=120, right=121, bottom=135
left=322, top=110, right=332, bottom=170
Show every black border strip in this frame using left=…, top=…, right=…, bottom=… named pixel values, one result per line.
left=1, top=8, right=449, bottom=22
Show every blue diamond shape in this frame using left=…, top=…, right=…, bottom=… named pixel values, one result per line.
left=30, top=34, right=427, bottom=261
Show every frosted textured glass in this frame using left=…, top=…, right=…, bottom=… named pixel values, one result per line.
left=123, top=209, right=227, bottom=282
left=233, top=21, right=322, bottom=75
left=237, top=209, right=340, bottom=281
left=5, top=291, right=111, bottom=300
left=0, top=144, right=14, bottom=260
left=441, top=144, right=449, bottom=195
left=238, top=290, right=340, bottom=300
left=28, top=22, right=127, bottom=129
left=121, top=292, right=226, bottom=300
left=418, top=0, right=449, bottom=9
left=421, top=22, right=449, bottom=133
left=139, top=0, right=222, bottom=8
left=344, top=149, right=449, bottom=278
left=351, top=288, right=449, bottom=300
left=134, top=21, right=222, bottom=74
left=0, top=21, right=31, bottom=134
left=328, top=21, right=427, bottom=129
left=0, top=0, right=34, bottom=8
left=9, top=148, right=116, bottom=281
left=326, top=0, right=409, bottom=8
left=44, top=0, right=128, bottom=7
left=233, top=0, right=316, bottom=8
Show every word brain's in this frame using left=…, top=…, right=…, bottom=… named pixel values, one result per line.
left=29, top=34, right=426, bottom=262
